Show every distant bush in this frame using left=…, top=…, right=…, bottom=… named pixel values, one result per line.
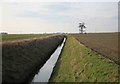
left=0, top=32, right=8, bottom=35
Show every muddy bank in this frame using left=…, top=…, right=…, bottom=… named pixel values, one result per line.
left=2, top=35, right=64, bottom=83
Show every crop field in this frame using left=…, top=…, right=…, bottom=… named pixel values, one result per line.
left=72, top=33, right=119, bottom=65
left=1, top=34, right=52, bottom=41
left=50, top=35, right=119, bottom=82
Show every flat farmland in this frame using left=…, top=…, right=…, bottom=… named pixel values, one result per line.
left=2, top=34, right=52, bottom=41
left=72, top=33, right=119, bottom=65
left=1, top=33, right=119, bottom=83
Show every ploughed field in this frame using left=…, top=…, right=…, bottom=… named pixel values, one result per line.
left=72, top=33, right=119, bottom=65
left=2, top=35, right=64, bottom=83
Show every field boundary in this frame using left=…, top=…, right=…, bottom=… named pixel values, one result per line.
left=75, top=38, right=119, bottom=65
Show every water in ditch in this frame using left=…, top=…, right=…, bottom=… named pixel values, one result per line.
left=31, top=38, right=66, bottom=83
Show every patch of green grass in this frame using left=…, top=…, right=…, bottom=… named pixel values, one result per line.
left=49, top=35, right=119, bottom=82
left=2, top=34, right=52, bottom=41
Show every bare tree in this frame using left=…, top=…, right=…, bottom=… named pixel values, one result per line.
left=79, top=22, right=86, bottom=34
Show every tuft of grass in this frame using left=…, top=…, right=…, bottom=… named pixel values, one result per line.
left=49, top=35, right=119, bottom=82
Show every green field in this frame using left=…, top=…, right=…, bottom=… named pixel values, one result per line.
left=50, top=35, right=119, bottom=82
left=1, top=34, right=52, bottom=41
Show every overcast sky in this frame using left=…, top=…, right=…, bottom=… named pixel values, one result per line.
left=0, top=1, right=118, bottom=34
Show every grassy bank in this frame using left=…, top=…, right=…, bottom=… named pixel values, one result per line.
left=2, top=34, right=52, bottom=41
left=72, top=33, right=119, bottom=65
left=2, top=35, right=64, bottom=83
left=49, top=35, right=119, bottom=82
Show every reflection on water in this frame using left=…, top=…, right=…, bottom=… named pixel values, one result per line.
left=31, top=38, right=66, bottom=83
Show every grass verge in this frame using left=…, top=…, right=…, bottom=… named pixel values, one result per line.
left=49, top=35, right=119, bottom=82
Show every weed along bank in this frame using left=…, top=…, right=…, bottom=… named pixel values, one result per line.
left=2, top=35, right=65, bottom=83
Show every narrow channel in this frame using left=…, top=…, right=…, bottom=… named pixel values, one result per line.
left=31, top=38, right=66, bottom=83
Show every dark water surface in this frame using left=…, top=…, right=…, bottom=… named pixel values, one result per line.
left=31, top=38, right=66, bottom=83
